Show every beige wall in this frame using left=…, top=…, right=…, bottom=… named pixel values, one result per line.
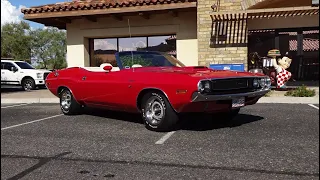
left=66, top=11, right=198, bottom=67
left=197, top=0, right=248, bottom=70
left=248, top=15, right=319, bottom=30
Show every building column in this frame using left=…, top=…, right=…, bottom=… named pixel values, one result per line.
left=66, top=29, right=90, bottom=67
left=197, top=0, right=248, bottom=70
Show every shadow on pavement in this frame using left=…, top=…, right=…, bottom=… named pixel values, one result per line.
left=1, top=87, right=24, bottom=93
left=83, top=108, right=143, bottom=124
left=177, top=113, right=264, bottom=131
left=82, top=107, right=264, bottom=131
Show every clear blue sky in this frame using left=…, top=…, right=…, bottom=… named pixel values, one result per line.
left=10, top=0, right=63, bottom=7
left=5, top=0, right=173, bottom=49
left=9, top=0, right=64, bottom=28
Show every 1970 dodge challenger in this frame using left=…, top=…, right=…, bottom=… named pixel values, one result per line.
left=45, top=51, right=271, bottom=131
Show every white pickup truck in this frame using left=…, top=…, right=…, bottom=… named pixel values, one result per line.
left=1, top=60, right=52, bottom=91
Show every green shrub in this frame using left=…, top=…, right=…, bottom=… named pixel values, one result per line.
left=284, top=85, right=316, bottom=97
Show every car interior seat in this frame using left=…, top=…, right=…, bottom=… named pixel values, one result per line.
left=132, top=64, right=142, bottom=68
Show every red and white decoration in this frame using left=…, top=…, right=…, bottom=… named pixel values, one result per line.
left=276, top=67, right=292, bottom=88
left=289, top=38, right=319, bottom=51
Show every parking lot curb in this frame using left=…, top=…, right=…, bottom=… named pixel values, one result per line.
left=258, top=97, right=319, bottom=104
left=1, top=97, right=319, bottom=104
left=1, top=98, right=59, bottom=104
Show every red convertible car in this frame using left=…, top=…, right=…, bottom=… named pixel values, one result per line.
left=45, top=51, right=271, bottom=131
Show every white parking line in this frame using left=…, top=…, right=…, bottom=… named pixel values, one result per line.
left=308, top=104, right=319, bottom=110
left=155, top=131, right=176, bottom=144
left=1, top=114, right=63, bottom=131
left=1, top=103, right=32, bottom=109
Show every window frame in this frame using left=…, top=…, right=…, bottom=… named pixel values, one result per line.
left=89, top=35, right=176, bottom=67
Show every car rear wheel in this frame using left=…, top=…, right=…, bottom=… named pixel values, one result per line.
left=141, top=92, right=179, bottom=132
left=59, top=88, right=81, bottom=115
left=22, top=78, right=35, bottom=91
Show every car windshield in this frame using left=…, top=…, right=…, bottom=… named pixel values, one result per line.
left=15, top=62, right=35, bottom=69
left=116, top=51, right=185, bottom=69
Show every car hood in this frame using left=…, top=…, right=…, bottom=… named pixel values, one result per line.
left=128, top=66, right=264, bottom=78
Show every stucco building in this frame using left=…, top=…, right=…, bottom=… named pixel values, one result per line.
left=22, top=0, right=319, bottom=80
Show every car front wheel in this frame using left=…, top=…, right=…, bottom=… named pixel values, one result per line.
left=59, top=88, right=81, bottom=115
left=141, top=92, right=179, bottom=132
left=22, top=78, right=35, bottom=91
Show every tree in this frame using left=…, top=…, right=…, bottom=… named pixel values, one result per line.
left=30, top=27, right=67, bottom=69
left=1, top=21, right=32, bottom=60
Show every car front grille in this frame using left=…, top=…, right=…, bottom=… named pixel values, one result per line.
left=44, top=72, right=50, bottom=80
left=209, top=78, right=256, bottom=95
left=211, top=78, right=252, bottom=90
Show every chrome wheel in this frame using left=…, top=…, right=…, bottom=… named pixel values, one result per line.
left=61, top=90, right=72, bottom=111
left=23, top=80, right=33, bottom=91
left=145, top=97, right=165, bottom=126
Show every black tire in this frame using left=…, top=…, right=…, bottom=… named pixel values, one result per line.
left=141, top=92, right=179, bottom=132
left=59, top=88, right=82, bottom=115
left=22, top=78, right=35, bottom=91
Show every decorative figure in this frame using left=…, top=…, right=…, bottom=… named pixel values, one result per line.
left=267, top=49, right=292, bottom=88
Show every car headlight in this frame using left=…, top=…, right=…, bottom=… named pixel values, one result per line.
left=255, top=77, right=271, bottom=89
left=265, top=76, right=271, bottom=89
left=259, top=78, right=266, bottom=87
left=197, top=80, right=211, bottom=93
left=253, top=78, right=259, bottom=88
left=37, top=73, right=43, bottom=79
left=197, top=81, right=204, bottom=92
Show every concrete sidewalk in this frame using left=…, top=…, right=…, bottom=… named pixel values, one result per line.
left=1, top=89, right=58, bottom=104
left=1, top=88, right=319, bottom=104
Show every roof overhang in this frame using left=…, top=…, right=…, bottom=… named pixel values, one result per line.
left=210, top=6, right=319, bottom=21
left=22, top=2, right=196, bottom=29
left=247, top=0, right=315, bottom=9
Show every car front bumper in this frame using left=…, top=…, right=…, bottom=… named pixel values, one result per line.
left=34, top=79, right=46, bottom=85
left=175, top=89, right=270, bottom=113
left=191, top=89, right=270, bottom=102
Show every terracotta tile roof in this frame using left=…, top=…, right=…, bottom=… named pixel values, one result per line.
left=21, top=0, right=195, bottom=14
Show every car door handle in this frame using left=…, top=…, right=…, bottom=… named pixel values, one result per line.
left=82, top=76, right=86, bottom=80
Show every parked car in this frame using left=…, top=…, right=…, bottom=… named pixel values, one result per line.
left=1, top=59, right=51, bottom=90
left=46, top=51, right=271, bottom=131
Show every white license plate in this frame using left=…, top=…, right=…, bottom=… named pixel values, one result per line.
left=232, top=97, right=245, bottom=108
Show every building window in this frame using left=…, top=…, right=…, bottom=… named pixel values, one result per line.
left=147, top=35, right=176, bottom=57
left=248, top=30, right=275, bottom=70
left=89, top=35, right=176, bottom=67
left=90, top=38, right=118, bottom=67
left=119, top=37, right=147, bottom=52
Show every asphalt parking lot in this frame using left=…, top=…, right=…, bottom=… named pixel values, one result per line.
left=1, top=103, right=319, bottom=180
